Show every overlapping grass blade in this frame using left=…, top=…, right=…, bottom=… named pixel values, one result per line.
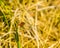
left=14, top=22, right=21, bottom=48
left=0, top=10, right=9, bottom=27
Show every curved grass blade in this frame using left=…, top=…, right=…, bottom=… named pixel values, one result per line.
left=0, top=10, right=9, bottom=27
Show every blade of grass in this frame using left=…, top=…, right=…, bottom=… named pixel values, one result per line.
left=0, top=0, right=3, bottom=5
left=0, top=10, right=9, bottom=27
left=14, top=22, right=21, bottom=48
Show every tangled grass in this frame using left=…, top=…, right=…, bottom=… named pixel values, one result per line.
left=0, top=0, right=60, bottom=48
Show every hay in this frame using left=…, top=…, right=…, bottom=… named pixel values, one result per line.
left=0, top=0, right=60, bottom=48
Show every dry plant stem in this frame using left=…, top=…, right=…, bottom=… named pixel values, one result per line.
left=48, top=40, right=60, bottom=48
left=18, top=32, right=34, bottom=39
left=48, top=42, right=58, bottom=48
left=27, top=1, right=43, bottom=10
left=37, top=6, right=55, bottom=11
left=0, top=7, right=9, bottom=27
left=18, top=2, right=40, bottom=48
left=0, top=8, right=19, bottom=39
left=44, top=9, right=57, bottom=43
left=0, top=0, right=60, bottom=48
left=34, top=4, right=39, bottom=48
left=22, top=37, right=35, bottom=47
left=7, top=8, right=19, bottom=48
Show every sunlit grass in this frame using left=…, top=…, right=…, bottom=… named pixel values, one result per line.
left=0, top=0, right=60, bottom=48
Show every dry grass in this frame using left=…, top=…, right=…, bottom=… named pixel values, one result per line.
left=0, top=0, right=60, bottom=48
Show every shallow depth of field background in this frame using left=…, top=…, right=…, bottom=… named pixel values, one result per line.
left=0, top=0, right=60, bottom=48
